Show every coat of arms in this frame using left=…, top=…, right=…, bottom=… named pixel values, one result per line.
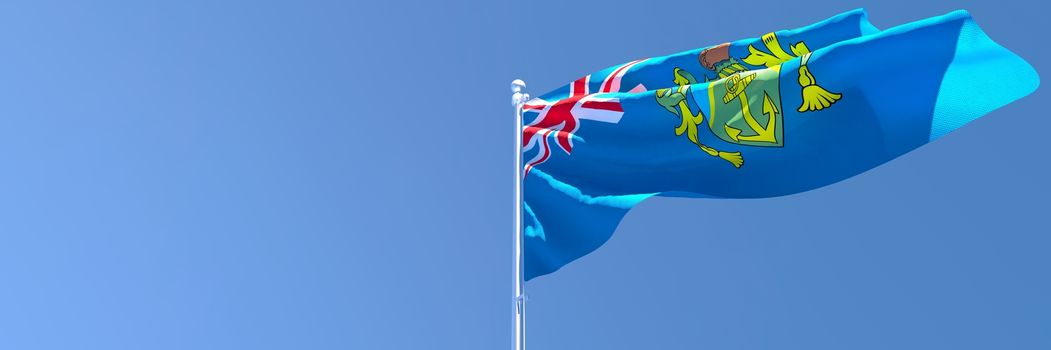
left=655, top=32, right=842, bottom=168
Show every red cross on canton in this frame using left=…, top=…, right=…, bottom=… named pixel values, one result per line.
left=522, top=59, right=647, bottom=175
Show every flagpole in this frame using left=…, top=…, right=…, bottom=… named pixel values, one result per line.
left=511, top=79, right=529, bottom=350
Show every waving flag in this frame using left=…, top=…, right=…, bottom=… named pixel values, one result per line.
left=522, top=10, right=1039, bottom=280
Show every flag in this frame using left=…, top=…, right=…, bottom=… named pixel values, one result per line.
left=522, top=10, right=1039, bottom=280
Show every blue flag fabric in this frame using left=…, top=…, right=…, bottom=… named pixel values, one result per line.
left=531, top=9, right=878, bottom=102
left=522, top=10, right=1039, bottom=280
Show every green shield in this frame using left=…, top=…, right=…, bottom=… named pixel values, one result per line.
left=705, top=67, right=784, bottom=147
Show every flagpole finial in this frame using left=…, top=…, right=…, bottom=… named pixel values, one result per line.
left=512, top=79, right=529, bottom=108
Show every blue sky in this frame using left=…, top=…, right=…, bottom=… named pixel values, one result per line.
left=0, top=1, right=1047, bottom=349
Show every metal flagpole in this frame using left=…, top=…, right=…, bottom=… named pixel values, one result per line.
left=511, top=79, right=529, bottom=350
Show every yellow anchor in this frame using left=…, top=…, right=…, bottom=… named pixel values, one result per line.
left=719, top=71, right=780, bottom=144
